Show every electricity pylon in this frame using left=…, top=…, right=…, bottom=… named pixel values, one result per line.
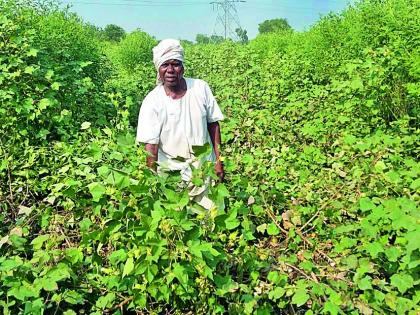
left=210, top=0, right=245, bottom=40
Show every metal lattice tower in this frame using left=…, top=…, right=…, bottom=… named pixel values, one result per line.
left=210, top=0, right=245, bottom=40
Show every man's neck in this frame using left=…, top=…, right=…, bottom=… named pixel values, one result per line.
left=163, top=78, right=187, bottom=99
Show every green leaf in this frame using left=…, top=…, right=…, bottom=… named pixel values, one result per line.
left=26, top=48, right=38, bottom=56
left=360, top=197, right=375, bottom=212
left=109, top=249, right=127, bottom=265
left=358, top=276, right=373, bottom=290
left=267, top=223, right=280, bottom=235
left=385, top=247, right=400, bottom=262
left=38, top=98, right=51, bottom=111
left=8, top=286, right=38, bottom=301
left=31, top=234, right=50, bottom=250
left=410, top=178, right=420, bottom=190
left=88, top=182, right=106, bottom=202
left=122, top=257, right=134, bottom=278
left=63, top=290, right=85, bottom=305
left=81, top=121, right=91, bottom=130
left=79, top=218, right=92, bottom=232
left=65, top=248, right=83, bottom=264
left=268, top=287, right=285, bottom=300
left=363, top=242, right=384, bottom=258
left=323, top=301, right=341, bottom=315
left=51, top=82, right=61, bottom=91
left=390, top=273, right=414, bottom=294
left=37, top=277, right=58, bottom=291
left=225, top=209, right=240, bottom=230
left=0, top=257, right=23, bottom=272
left=267, top=271, right=280, bottom=284
left=96, top=292, right=116, bottom=309
left=406, top=229, right=420, bottom=253
left=292, top=289, right=309, bottom=306
left=47, top=263, right=71, bottom=282
left=172, top=263, right=188, bottom=287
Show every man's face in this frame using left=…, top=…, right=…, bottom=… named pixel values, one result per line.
left=159, top=59, right=184, bottom=87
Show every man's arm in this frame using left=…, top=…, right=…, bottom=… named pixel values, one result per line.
left=207, top=121, right=224, bottom=182
left=145, top=143, right=158, bottom=171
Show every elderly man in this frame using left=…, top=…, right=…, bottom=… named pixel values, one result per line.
left=136, top=39, right=224, bottom=209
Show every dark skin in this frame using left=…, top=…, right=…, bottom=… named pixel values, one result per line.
left=145, top=59, right=224, bottom=182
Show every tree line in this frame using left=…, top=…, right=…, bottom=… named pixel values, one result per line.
left=98, top=18, right=292, bottom=44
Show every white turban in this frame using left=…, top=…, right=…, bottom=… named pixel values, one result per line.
left=152, top=39, right=184, bottom=71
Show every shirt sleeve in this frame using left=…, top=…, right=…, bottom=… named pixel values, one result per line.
left=204, top=82, right=224, bottom=123
left=136, top=96, right=161, bottom=144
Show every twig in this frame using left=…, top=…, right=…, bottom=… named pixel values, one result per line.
left=58, top=227, right=72, bottom=248
left=296, top=231, right=336, bottom=267
left=285, top=262, right=318, bottom=283
left=265, top=207, right=288, bottom=235
left=113, top=296, right=133, bottom=312
left=299, top=208, right=321, bottom=232
left=261, top=191, right=337, bottom=267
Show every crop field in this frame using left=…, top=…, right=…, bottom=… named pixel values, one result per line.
left=0, top=0, right=419, bottom=314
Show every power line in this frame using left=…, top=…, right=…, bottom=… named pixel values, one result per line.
left=62, top=0, right=208, bottom=6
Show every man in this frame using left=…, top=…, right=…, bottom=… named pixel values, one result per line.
left=136, top=39, right=224, bottom=209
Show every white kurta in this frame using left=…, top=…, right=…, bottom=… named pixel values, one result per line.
left=136, top=78, right=224, bottom=182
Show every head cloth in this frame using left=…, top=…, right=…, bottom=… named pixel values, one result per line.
left=152, top=39, right=184, bottom=84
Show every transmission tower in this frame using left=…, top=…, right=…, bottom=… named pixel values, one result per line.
left=210, top=0, right=245, bottom=40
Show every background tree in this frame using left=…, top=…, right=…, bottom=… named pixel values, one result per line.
left=195, top=33, right=210, bottom=44
left=258, top=18, right=292, bottom=34
left=235, top=27, right=248, bottom=44
left=180, top=39, right=193, bottom=46
left=103, top=24, right=126, bottom=42
left=196, top=34, right=225, bottom=44
left=210, top=34, right=224, bottom=44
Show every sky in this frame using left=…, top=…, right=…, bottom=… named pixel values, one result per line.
left=60, top=0, right=356, bottom=41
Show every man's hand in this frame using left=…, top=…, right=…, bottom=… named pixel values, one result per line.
left=215, top=160, right=225, bottom=182
left=145, top=143, right=158, bottom=171
left=208, top=122, right=224, bottom=182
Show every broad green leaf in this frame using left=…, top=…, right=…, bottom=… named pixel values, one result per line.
left=385, top=247, right=400, bottom=262
left=31, top=234, right=50, bottom=250
left=81, top=121, right=91, bottom=130
left=267, top=223, right=280, bottom=235
left=38, top=98, right=51, bottom=111
left=409, top=178, right=420, bottom=190
left=26, top=48, right=38, bottom=57
left=0, top=256, right=24, bottom=271
left=122, top=257, right=134, bottom=277
left=172, top=263, right=188, bottom=287
left=323, top=301, right=341, bottom=315
left=109, top=249, right=127, bottom=265
left=8, top=285, right=38, bottom=301
left=225, top=209, right=240, bottom=230
left=65, top=248, right=83, bottom=264
left=88, top=182, right=106, bottom=202
left=47, top=263, right=71, bottom=282
left=96, top=292, right=116, bottom=309
left=38, top=277, right=58, bottom=291
left=360, top=197, right=375, bottom=212
left=390, top=273, right=414, bottom=294
left=363, top=241, right=384, bottom=258
left=358, top=276, right=373, bottom=290
left=406, top=229, right=420, bottom=253
left=292, top=289, right=309, bottom=306
left=51, top=82, right=61, bottom=90
left=268, top=287, right=285, bottom=300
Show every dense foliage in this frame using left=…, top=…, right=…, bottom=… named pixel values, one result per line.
left=258, top=18, right=292, bottom=34
left=1, top=0, right=419, bottom=314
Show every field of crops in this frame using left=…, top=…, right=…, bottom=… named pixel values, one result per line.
left=0, top=0, right=419, bottom=314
